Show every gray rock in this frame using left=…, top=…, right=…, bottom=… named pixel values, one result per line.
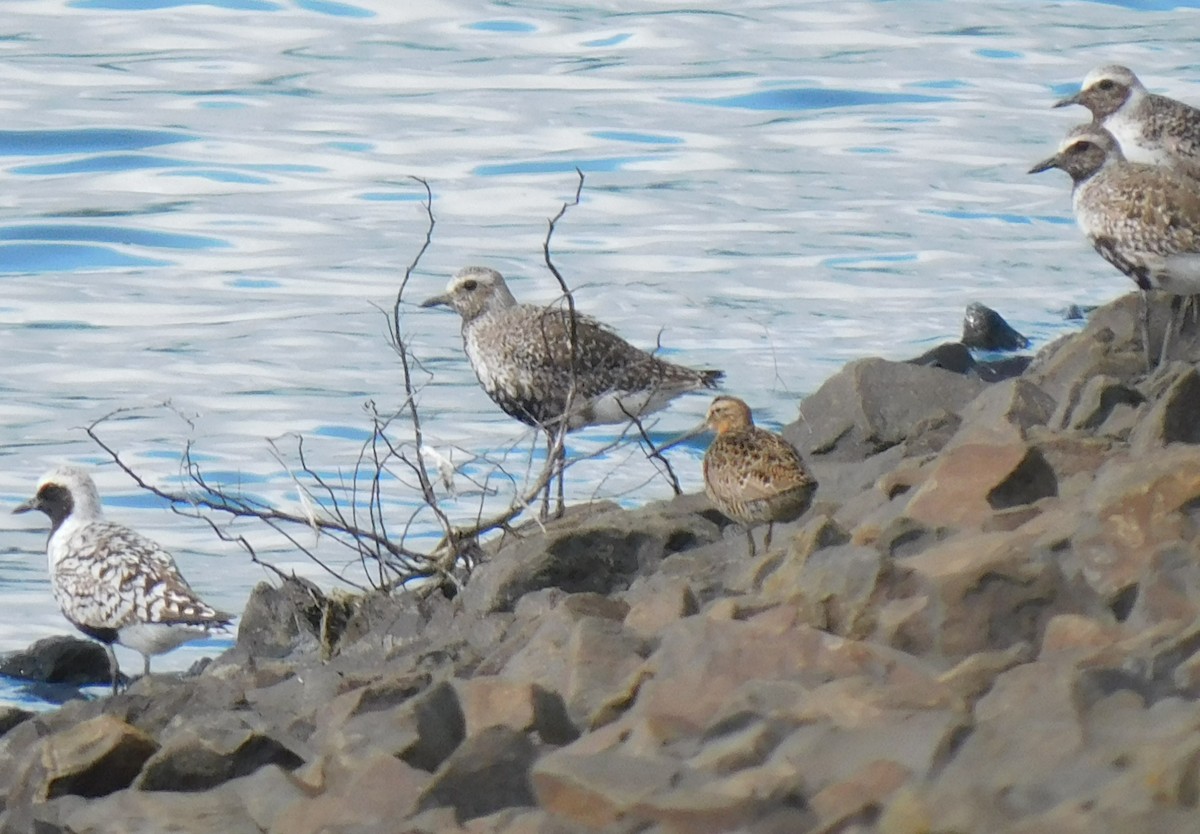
left=961, top=302, right=1030, bottom=351
left=786, top=357, right=986, bottom=461
left=416, top=725, right=538, bottom=821
left=462, top=498, right=719, bottom=615
left=1131, top=364, right=1200, bottom=450
left=0, top=636, right=113, bottom=687
left=136, top=717, right=303, bottom=792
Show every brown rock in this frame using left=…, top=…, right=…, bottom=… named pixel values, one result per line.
left=135, top=718, right=303, bottom=792
left=530, top=749, right=681, bottom=830
left=564, top=617, right=649, bottom=729
left=759, top=543, right=885, bottom=638
left=809, top=759, right=911, bottom=829
left=1024, top=294, right=1147, bottom=405
left=56, top=766, right=307, bottom=834
left=632, top=782, right=767, bottom=834
left=890, top=531, right=1061, bottom=658
left=1131, top=364, right=1200, bottom=450
left=1054, top=373, right=1143, bottom=432
left=322, top=678, right=464, bottom=773
left=785, top=357, right=986, bottom=462
left=1074, top=447, right=1200, bottom=601
left=417, top=726, right=537, bottom=822
left=461, top=499, right=719, bottom=615
left=622, top=575, right=699, bottom=639
left=39, top=714, right=158, bottom=800
left=270, top=752, right=429, bottom=834
left=453, top=677, right=575, bottom=745
left=904, top=438, right=1056, bottom=529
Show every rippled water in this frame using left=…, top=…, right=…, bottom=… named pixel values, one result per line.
left=0, top=0, right=1194, bottom=705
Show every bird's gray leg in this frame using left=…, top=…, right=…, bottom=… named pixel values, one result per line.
left=142, top=653, right=151, bottom=678
left=540, top=431, right=553, bottom=522
left=105, top=644, right=120, bottom=696
left=1160, top=294, right=1183, bottom=367
left=763, top=522, right=774, bottom=553
left=1141, top=289, right=1154, bottom=371
left=745, top=526, right=757, bottom=559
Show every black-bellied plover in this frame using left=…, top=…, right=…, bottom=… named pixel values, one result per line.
left=1055, top=65, right=1200, bottom=177
left=697, top=396, right=816, bottom=558
left=1029, top=123, right=1200, bottom=366
left=13, top=466, right=232, bottom=694
left=421, top=266, right=723, bottom=516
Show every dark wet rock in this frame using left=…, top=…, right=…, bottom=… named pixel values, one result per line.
left=0, top=635, right=113, bottom=687
left=0, top=707, right=32, bottom=741
left=230, top=576, right=330, bottom=662
left=1130, top=363, right=1200, bottom=450
left=974, top=354, right=1033, bottom=382
left=37, top=715, right=158, bottom=800
left=462, top=498, right=720, bottom=615
left=906, top=342, right=1031, bottom=382
left=786, top=357, right=986, bottom=461
left=136, top=717, right=304, bottom=792
left=961, top=302, right=1030, bottom=351
left=908, top=341, right=975, bottom=374
left=416, top=725, right=538, bottom=822
left=1053, top=373, right=1144, bottom=431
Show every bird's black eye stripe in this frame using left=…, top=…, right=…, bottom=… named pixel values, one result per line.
left=1097, top=79, right=1115, bottom=91
left=462, top=279, right=479, bottom=291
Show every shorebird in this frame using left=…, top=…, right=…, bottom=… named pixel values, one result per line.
left=685, top=396, right=816, bottom=558
left=422, top=266, right=723, bottom=518
left=1055, top=65, right=1200, bottom=177
left=13, top=466, right=232, bottom=694
left=1029, top=123, right=1200, bottom=367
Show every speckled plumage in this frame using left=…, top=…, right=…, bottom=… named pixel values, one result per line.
left=422, top=266, right=723, bottom=431
left=1056, top=65, right=1200, bottom=177
left=14, top=466, right=231, bottom=693
left=701, top=396, right=816, bottom=557
left=1031, top=125, right=1200, bottom=296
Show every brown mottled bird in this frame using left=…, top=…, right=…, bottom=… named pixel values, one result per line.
left=1055, top=65, right=1200, bottom=178
left=698, top=396, right=817, bottom=557
left=422, top=266, right=723, bottom=517
left=1030, top=123, right=1200, bottom=366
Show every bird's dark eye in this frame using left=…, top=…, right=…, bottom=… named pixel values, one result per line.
left=462, top=279, right=478, bottom=291
left=1097, top=79, right=1115, bottom=91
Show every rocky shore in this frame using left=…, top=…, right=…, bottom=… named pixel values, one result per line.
left=3, top=292, right=1200, bottom=833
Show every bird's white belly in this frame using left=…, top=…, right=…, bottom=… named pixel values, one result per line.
left=118, top=621, right=213, bottom=656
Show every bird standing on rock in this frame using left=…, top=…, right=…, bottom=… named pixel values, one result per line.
left=696, top=396, right=817, bottom=558
left=1029, top=124, right=1200, bottom=367
left=1055, top=65, right=1200, bottom=177
left=13, top=466, right=232, bottom=694
left=421, top=266, right=723, bottom=518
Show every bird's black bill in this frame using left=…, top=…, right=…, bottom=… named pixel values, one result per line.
left=1028, top=156, right=1059, bottom=175
left=420, top=294, right=450, bottom=308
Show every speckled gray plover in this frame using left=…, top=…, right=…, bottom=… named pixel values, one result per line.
left=698, top=396, right=816, bottom=558
left=421, top=266, right=723, bottom=516
left=1055, top=65, right=1200, bottom=177
left=1029, top=123, right=1200, bottom=366
left=13, top=466, right=232, bottom=694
